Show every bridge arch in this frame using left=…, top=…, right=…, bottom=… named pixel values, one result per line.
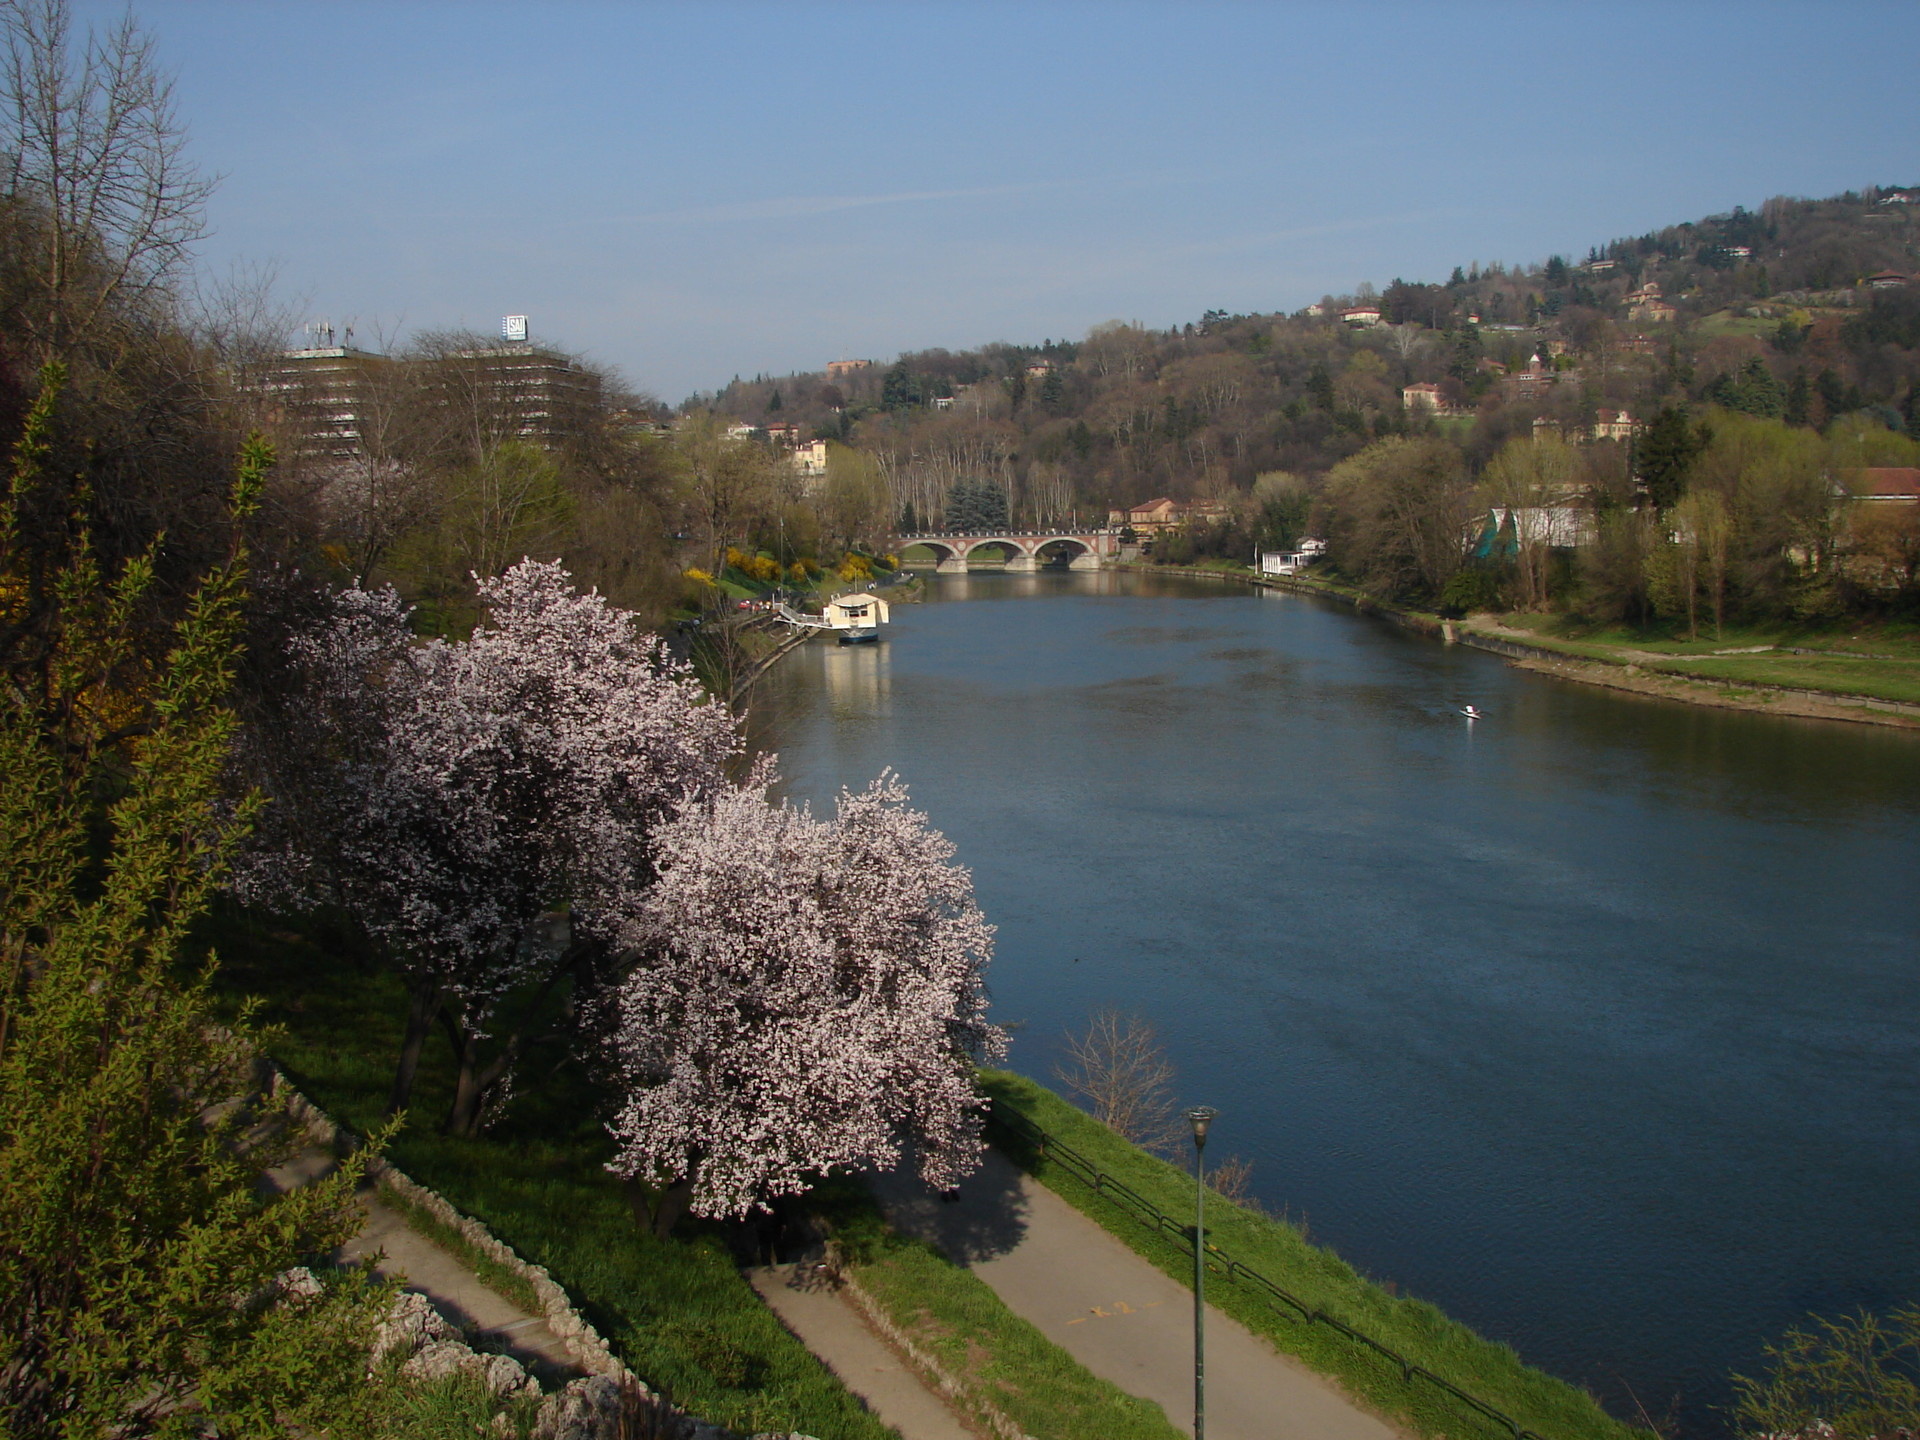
left=1034, top=537, right=1096, bottom=568
left=896, top=538, right=960, bottom=568
left=963, top=539, right=1027, bottom=567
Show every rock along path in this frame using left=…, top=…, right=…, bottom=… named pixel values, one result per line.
left=267, top=1146, right=578, bottom=1384
left=872, top=1150, right=1409, bottom=1440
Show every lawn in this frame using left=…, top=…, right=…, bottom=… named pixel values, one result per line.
left=980, top=1069, right=1646, bottom=1440
left=1466, top=614, right=1920, bottom=704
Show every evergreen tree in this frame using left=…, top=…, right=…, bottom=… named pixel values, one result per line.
left=881, top=363, right=922, bottom=411
left=943, top=478, right=1008, bottom=533
left=901, top=500, right=919, bottom=532
left=1638, top=405, right=1710, bottom=509
left=1039, top=367, right=1065, bottom=413
left=767, top=387, right=782, bottom=412
left=1707, top=358, right=1785, bottom=418
left=0, top=373, right=383, bottom=1436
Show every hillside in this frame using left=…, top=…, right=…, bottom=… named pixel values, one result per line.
left=700, top=184, right=1920, bottom=531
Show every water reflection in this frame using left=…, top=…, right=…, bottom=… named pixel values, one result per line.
left=751, top=571, right=1920, bottom=1437
left=819, top=636, right=891, bottom=714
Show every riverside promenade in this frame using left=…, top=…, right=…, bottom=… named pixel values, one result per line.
left=744, top=1146, right=1407, bottom=1440
left=863, top=1150, right=1406, bottom=1440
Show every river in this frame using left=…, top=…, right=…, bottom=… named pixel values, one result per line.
left=745, top=569, right=1920, bottom=1436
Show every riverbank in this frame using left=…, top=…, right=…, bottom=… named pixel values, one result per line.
left=1112, top=563, right=1920, bottom=730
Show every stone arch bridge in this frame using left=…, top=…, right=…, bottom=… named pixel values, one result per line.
left=892, top=530, right=1117, bottom=572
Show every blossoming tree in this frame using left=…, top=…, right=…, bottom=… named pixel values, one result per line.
left=605, top=773, right=1005, bottom=1234
left=236, top=559, right=738, bottom=1132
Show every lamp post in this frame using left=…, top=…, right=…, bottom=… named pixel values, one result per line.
left=1185, top=1105, right=1218, bottom=1440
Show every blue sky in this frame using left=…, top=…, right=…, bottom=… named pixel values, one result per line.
left=99, top=0, right=1920, bottom=401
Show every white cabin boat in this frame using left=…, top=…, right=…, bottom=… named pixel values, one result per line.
left=823, top=591, right=890, bottom=643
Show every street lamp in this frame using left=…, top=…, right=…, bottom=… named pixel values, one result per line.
left=1185, top=1105, right=1218, bottom=1440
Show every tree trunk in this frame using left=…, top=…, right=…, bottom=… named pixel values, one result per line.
left=387, top=982, right=442, bottom=1116
left=623, top=1160, right=700, bottom=1239
left=439, top=1006, right=516, bottom=1138
left=438, top=948, right=584, bottom=1136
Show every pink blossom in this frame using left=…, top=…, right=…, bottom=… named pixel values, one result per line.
left=605, top=772, right=1005, bottom=1220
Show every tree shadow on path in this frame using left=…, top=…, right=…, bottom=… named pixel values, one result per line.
left=867, top=1149, right=1033, bottom=1265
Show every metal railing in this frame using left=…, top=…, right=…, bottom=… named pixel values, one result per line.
left=986, top=1098, right=1565, bottom=1440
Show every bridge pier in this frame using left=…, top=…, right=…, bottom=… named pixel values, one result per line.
left=936, top=557, right=968, bottom=574
left=1068, top=553, right=1101, bottom=570
left=1004, top=556, right=1038, bottom=572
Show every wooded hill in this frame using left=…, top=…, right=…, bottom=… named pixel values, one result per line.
left=702, top=185, right=1920, bottom=532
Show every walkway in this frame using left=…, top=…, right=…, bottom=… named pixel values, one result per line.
left=748, top=1265, right=973, bottom=1440
left=266, top=1146, right=578, bottom=1384
left=872, top=1151, right=1408, bottom=1440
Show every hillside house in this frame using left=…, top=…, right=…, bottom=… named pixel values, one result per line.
left=792, top=439, right=830, bottom=481
left=1105, top=498, right=1185, bottom=535
left=1476, top=505, right=1595, bottom=557
left=1504, top=353, right=1560, bottom=401
left=1866, top=271, right=1911, bottom=290
left=1591, top=408, right=1637, bottom=441
left=826, top=359, right=873, bottom=379
left=1627, top=282, right=1677, bottom=323
left=1342, top=305, right=1383, bottom=327
left=1846, top=468, right=1920, bottom=504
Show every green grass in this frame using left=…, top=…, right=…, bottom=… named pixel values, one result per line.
left=1467, top=614, right=1920, bottom=705
left=980, top=1070, right=1645, bottom=1440
left=1640, top=653, right=1920, bottom=703
left=810, top=1181, right=1183, bottom=1440
left=206, top=909, right=895, bottom=1440
left=1694, top=311, right=1779, bottom=338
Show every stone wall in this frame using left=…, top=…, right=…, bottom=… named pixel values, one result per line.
left=270, top=1071, right=812, bottom=1440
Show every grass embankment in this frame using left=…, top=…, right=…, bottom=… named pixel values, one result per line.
left=212, top=911, right=892, bottom=1440
left=981, top=1070, right=1646, bottom=1440
left=1144, top=559, right=1920, bottom=710
left=1468, top=613, right=1920, bottom=706
left=213, top=911, right=1185, bottom=1440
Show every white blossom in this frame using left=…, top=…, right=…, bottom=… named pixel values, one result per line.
left=236, top=560, right=739, bottom=1031
left=605, top=772, right=1006, bottom=1220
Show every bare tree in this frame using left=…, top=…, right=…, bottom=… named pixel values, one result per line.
left=1386, top=322, right=1427, bottom=364
left=0, top=0, right=216, bottom=364
left=1054, top=1008, right=1184, bottom=1155
left=676, top=412, right=778, bottom=573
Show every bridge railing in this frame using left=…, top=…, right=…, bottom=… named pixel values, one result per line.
left=892, top=530, right=1118, bottom=541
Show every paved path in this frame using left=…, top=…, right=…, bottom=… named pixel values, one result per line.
left=267, top=1146, right=577, bottom=1384
left=873, top=1151, right=1408, bottom=1440
left=748, top=1264, right=973, bottom=1440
